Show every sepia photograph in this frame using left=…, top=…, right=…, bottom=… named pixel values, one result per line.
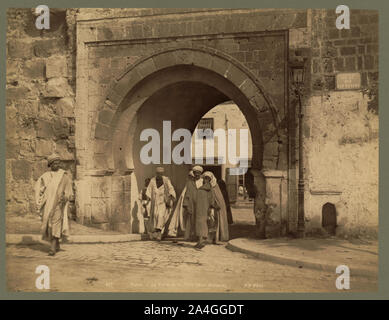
left=5, top=7, right=379, bottom=293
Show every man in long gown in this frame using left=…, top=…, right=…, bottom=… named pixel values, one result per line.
left=205, top=172, right=230, bottom=244
left=145, top=167, right=176, bottom=241
left=35, top=153, right=74, bottom=256
left=194, top=172, right=215, bottom=249
left=217, top=178, right=233, bottom=225
left=166, top=170, right=194, bottom=239
left=167, top=166, right=204, bottom=241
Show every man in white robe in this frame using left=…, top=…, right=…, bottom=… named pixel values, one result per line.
left=145, top=167, right=176, bottom=241
left=35, top=153, right=74, bottom=256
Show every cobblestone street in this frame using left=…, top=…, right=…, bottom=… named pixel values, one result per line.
left=6, top=240, right=377, bottom=292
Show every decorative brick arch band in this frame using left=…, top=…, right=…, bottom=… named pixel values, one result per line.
left=93, top=46, right=281, bottom=172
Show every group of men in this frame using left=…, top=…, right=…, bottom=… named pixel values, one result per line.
left=35, top=153, right=233, bottom=256
left=140, top=165, right=233, bottom=249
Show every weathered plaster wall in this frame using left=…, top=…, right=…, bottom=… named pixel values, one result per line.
left=302, top=9, right=379, bottom=237
left=305, top=92, right=378, bottom=237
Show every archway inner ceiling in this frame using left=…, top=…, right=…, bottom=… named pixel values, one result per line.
left=133, top=81, right=235, bottom=193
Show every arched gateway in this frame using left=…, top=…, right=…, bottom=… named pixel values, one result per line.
left=76, top=46, right=286, bottom=233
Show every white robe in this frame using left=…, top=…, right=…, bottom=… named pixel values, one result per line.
left=146, top=176, right=176, bottom=232
left=35, top=169, right=73, bottom=240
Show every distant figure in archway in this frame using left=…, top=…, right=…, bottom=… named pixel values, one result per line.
left=139, top=178, right=151, bottom=235
left=145, top=167, right=176, bottom=241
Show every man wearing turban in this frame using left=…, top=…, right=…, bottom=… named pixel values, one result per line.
left=167, top=165, right=204, bottom=241
left=205, top=172, right=230, bottom=244
left=145, top=166, right=176, bottom=241
left=34, top=153, right=74, bottom=256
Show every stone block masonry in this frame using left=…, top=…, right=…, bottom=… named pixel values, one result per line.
left=310, top=9, right=378, bottom=93
left=6, top=8, right=77, bottom=215
left=5, top=8, right=379, bottom=238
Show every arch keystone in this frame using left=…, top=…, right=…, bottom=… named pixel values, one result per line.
left=152, top=51, right=178, bottom=69
left=173, top=49, right=194, bottom=65
left=191, top=50, right=214, bottom=69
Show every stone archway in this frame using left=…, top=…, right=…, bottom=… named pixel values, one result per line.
left=88, top=46, right=282, bottom=232
left=94, top=46, right=280, bottom=170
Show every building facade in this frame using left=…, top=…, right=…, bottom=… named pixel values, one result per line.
left=6, top=8, right=378, bottom=237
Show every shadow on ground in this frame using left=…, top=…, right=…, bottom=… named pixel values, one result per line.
left=10, top=243, right=50, bottom=254
left=229, top=223, right=258, bottom=239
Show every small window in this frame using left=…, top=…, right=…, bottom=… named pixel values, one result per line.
left=322, top=202, right=337, bottom=235
left=196, top=118, right=214, bottom=139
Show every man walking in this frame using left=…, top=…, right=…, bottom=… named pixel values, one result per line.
left=195, top=171, right=216, bottom=249
left=182, top=165, right=203, bottom=241
left=145, top=167, right=176, bottom=241
left=167, top=170, right=194, bottom=239
left=35, top=153, right=74, bottom=256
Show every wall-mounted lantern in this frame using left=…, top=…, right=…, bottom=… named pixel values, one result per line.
left=289, top=59, right=306, bottom=238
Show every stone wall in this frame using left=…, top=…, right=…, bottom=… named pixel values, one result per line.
left=5, top=8, right=379, bottom=237
left=310, top=9, right=378, bottom=96
left=75, top=9, right=303, bottom=231
left=302, top=9, right=379, bottom=237
left=6, top=8, right=76, bottom=215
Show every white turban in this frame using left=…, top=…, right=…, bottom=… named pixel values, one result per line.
left=156, top=166, right=164, bottom=173
left=202, top=171, right=217, bottom=187
left=192, top=165, right=203, bottom=173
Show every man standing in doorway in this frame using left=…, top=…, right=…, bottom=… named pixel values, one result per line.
left=146, top=167, right=176, bottom=241
left=35, top=153, right=74, bottom=256
left=139, top=178, right=151, bottom=234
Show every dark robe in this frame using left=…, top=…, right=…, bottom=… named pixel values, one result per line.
left=195, top=182, right=215, bottom=238
left=182, top=179, right=198, bottom=240
left=213, top=184, right=230, bottom=241
left=217, top=179, right=233, bottom=224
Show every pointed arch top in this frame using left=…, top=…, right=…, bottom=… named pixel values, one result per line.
left=94, top=45, right=283, bottom=171
left=100, top=45, right=281, bottom=129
